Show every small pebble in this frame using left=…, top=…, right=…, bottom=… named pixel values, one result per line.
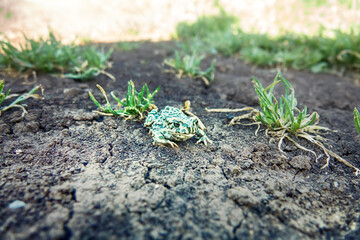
left=8, top=200, right=26, bottom=209
left=15, top=149, right=23, bottom=155
left=226, top=114, right=234, bottom=119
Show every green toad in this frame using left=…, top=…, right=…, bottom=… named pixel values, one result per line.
left=144, top=106, right=212, bottom=147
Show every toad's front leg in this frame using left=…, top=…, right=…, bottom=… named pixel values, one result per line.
left=195, top=128, right=213, bottom=146
left=152, top=131, right=179, bottom=148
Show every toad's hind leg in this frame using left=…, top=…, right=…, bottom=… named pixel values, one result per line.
left=152, top=131, right=179, bottom=148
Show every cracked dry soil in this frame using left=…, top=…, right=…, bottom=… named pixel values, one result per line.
left=1, top=42, right=360, bottom=240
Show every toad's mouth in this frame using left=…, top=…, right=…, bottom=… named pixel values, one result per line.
left=171, top=132, right=194, bottom=141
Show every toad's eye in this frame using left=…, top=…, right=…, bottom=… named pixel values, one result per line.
left=173, top=121, right=180, bottom=127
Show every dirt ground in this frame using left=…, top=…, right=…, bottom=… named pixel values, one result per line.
left=0, top=42, right=360, bottom=239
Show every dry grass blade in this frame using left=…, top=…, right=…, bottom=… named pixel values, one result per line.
left=182, top=100, right=206, bottom=130
left=205, top=107, right=254, bottom=113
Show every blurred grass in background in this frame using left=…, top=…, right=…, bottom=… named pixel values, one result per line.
left=0, top=33, right=113, bottom=80
left=302, top=0, right=359, bottom=9
left=0, top=0, right=359, bottom=76
left=175, top=0, right=360, bottom=74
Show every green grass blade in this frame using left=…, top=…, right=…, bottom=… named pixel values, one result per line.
left=279, top=73, right=293, bottom=96
left=7, top=85, right=42, bottom=106
left=148, top=86, right=160, bottom=101
left=0, top=80, right=11, bottom=105
left=0, top=80, right=5, bottom=94
left=110, top=91, right=122, bottom=104
left=266, top=72, right=281, bottom=94
left=88, top=91, right=102, bottom=109
left=138, top=85, right=146, bottom=102
left=283, top=96, right=295, bottom=124
left=126, top=81, right=132, bottom=105
left=1, top=84, right=42, bottom=116
left=354, top=108, right=360, bottom=134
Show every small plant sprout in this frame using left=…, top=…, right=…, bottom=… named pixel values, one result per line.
left=207, top=72, right=360, bottom=176
left=89, top=80, right=160, bottom=120
left=163, top=51, right=216, bottom=86
left=354, top=108, right=360, bottom=135
left=63, top=46, right=115, bottom=81
left=0, top=80, right=43, bottom=117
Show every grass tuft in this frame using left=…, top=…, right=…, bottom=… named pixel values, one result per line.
left=0, top=79, right=43, bottom=117
left=0, top=32, right=114, bottom=80
left=89, top=80, right=160, bottom=120
left=163, top=51, right=216, bottom=86
left=252, top=72, right=320, bottom=134
left=207, top=72, right=360, bottom=176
